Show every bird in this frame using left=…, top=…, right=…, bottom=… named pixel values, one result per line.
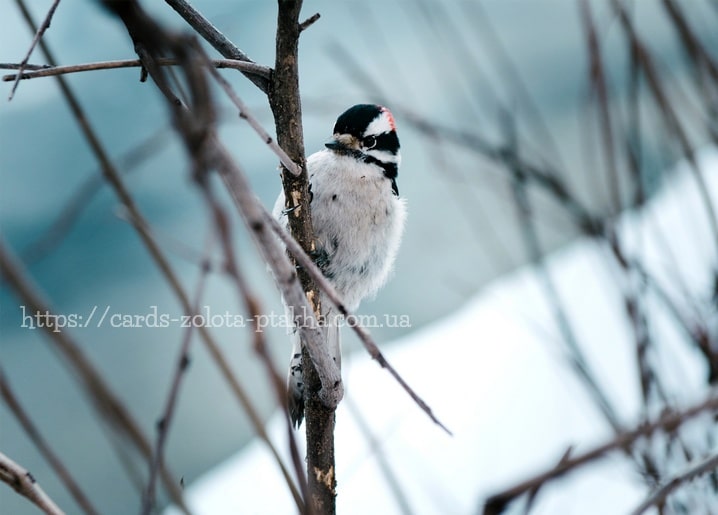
left=273, top=104, right=406, bottom=427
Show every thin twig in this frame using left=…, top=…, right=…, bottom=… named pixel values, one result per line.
left=205, top=61, right=300, bottom=175
left=0, top=451, right=64, bottom=515
left=630, top=451, right=718, bottom=515
left=0, top=367, right=99, bottom=515
left=581, top=0, right=622, bottom=212
left=13, top=2, right=190, bottom=507
left=0, top=239, right=189, bottom=514
left=141, top=240, right=212, bottom=515
left=344, top=396, right=414, bottom=515
left=482, top=391, right=718, bottom=515
left=8, top=0, right=61, bottom=100
left=462, top=1, right=569, bottom=177
left=0, top=62, right=51, bottom=70
left=502, top=113, right=621, bottom=432
left=163, top=0, right=270, bottom=92
left=2, top=58, right=271, bottom=82
left=299, top=12, right=321, bottom=32
left=611, top=0, right=718, bottom=257
left=19, top=128, right=171, bottom=264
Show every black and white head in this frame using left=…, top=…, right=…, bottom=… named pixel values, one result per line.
left=325, top=104, right=401, bottom=196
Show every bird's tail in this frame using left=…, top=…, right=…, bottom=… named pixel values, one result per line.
left=287, top=301, right=342, bottom=428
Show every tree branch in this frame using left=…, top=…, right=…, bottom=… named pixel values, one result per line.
left=141, top=244, right=211, bottom=515
left=8, top=0, right=61, bottom=100
left=269, top=2, right=337, bottom=512
left=1, top=58, right=271, bottom=82
left=0, top=239, right=189, bottom=514
left=163, top=0, right=270, bottom=93
left=0, top=451, right=64, bottom=515
left=0, top=367, right=99, bottom=515
left=482, top=391, right=718, bottom=514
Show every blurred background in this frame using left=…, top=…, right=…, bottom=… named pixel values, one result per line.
left=1, top=1, right=717, bottom=513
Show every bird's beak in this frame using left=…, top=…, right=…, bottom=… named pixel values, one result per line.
left=325, top=133, right=358, bottom=152
left=325, top=140, right=346, bottom=151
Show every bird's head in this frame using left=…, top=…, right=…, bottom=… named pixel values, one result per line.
left=325, top=104, right=401, bottom=169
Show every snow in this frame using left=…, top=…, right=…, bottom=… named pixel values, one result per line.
left=166, top=147, right=718, bottom=514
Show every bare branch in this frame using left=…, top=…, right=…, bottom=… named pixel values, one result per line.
left=482, top=391, right=718, bottom=515
left=0, top=451, right=64, bottom=515
left=206, top=63, right=301, bottom=175
left=2, top=58, right=271, bottom=83
left=141, top=243, right=211, bottom=515
left=299, top=12, right=321, bottom=32
left=163, top=0, right=270, bottom=93
left=0, top=367, right=99, bottom=515
left=201, top=187, right=309, bottom=514
left=0, top=239, right=189, bottom=514
left=8, top=0, right=61, bottom=100
left=269, top=2, right=336, bottom=511
left=97, top=4, right=334, bottom=511
left=581, top=0, right=621, bottom=212
left=502, top=114, right=620, bottom=432
left=13, top=2, right=261, bottom=508
left=610, top=0, right=718, bottom=256
left=630, top=451, right=718, bottom=515
left=19, top=127, right=171, bottom=264
left=0, top=62, right=51, bottom=70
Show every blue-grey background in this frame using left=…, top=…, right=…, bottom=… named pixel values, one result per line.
left=1, top=1, right=715, bottom=513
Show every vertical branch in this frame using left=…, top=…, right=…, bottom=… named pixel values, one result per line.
left=269, top=1, right=337, bottom=513
left=581, top=0, right=621, bottom=212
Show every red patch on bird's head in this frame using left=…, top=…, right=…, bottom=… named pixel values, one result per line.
left=381, top=106, right=397, bottom=131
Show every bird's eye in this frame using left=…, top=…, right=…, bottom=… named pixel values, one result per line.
left=363, top=136, right=376, bottom=149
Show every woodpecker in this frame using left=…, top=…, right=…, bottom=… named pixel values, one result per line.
left=273, top=104, right=406, bottom=427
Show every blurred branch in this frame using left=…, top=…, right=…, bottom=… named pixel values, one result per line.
left=1, top=58, right=271, bottom=82
left=503, top=114, right=621, bottom=432
left=482, top=390, right=718, bottom=515
left=98, top=3, right=341, bottom=512
left=8, top=0, right=61, bottom=100
left=661, top=0, right=718, bottom=98
left=0, top=451, right=64, bottom=515
left=630, top=450, right=718, bottom=515
left=581, top=0, right=622, bottom=212
left=19, top=127, right=170, bottom=264
left=13, top=2, right=289, bottom=510
left=461, top=1, right=568, bottom=175
left=201, top=187, right=308, bottom=512
left=0, top=239, right=189, bottom=513
left=141, top=243, right=211, bottom=515
left=344, top=396, right=414, bottom=515
left=0, top=367, right=98, bottom=515
left=611, top=0, right=718, bottom=256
